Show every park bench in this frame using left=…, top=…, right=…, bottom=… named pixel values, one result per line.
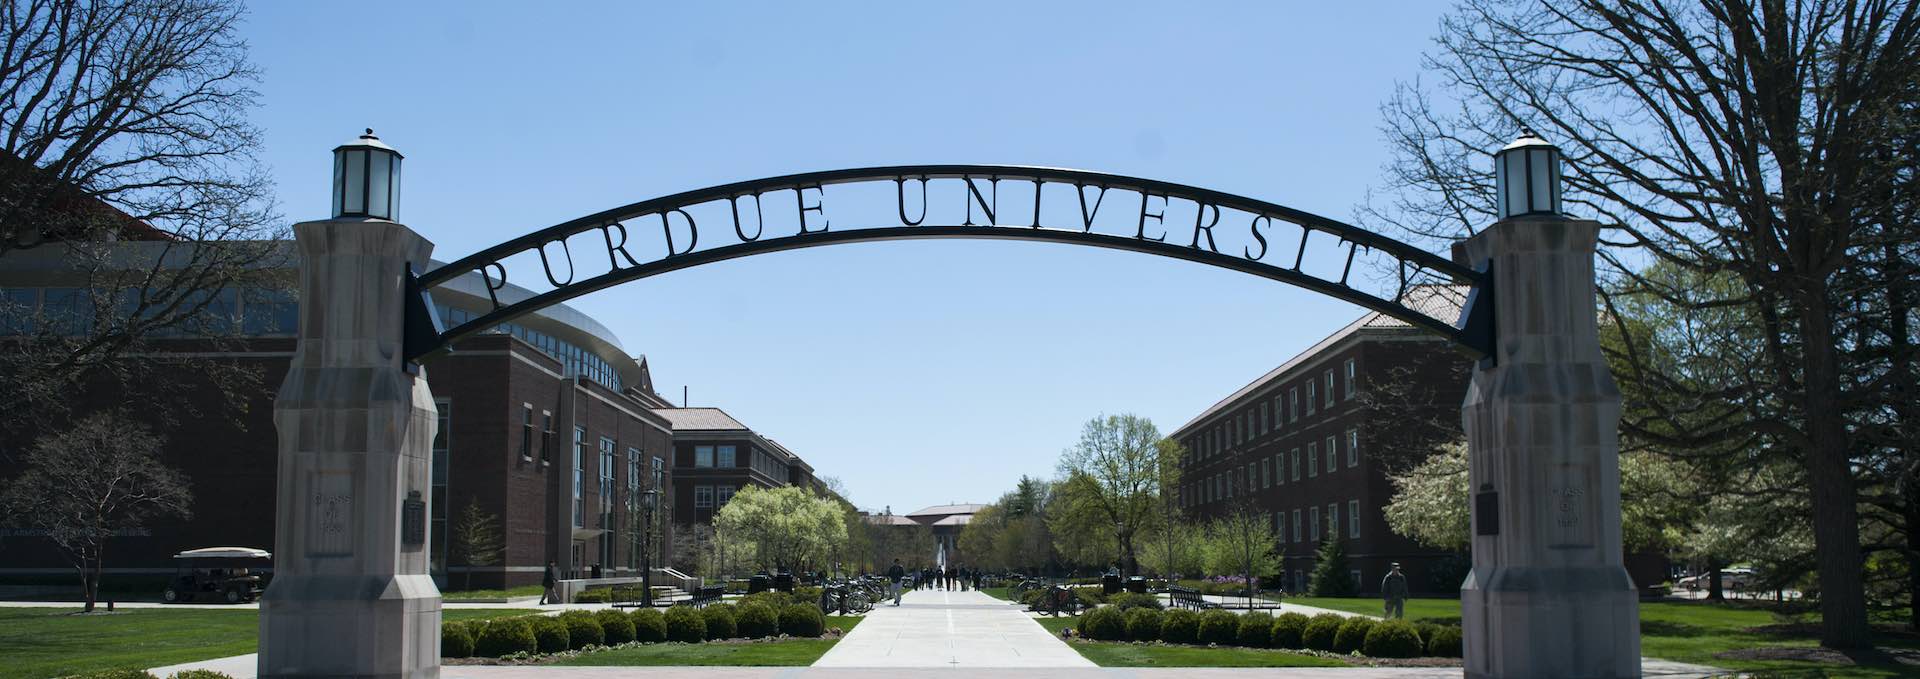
left=1167, top=585, right=1218, bottom=611
left=687, top=585, right=725, bottom=608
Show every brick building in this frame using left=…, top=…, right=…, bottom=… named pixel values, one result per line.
left=1171, top=287, right=1470, bottom=595
left=654, top=407, right=822, bottom=528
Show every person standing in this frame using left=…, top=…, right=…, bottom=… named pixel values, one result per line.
left=1381, top=563, right=1409, bottom=619
left=887, top=558, right=906, bottom=606
left=958, top=566, right=970, bottom=591
left=540, top=560, right=559, bottom=605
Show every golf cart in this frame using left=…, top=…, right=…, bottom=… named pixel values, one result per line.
left=163, top=547, right=271, bottom=604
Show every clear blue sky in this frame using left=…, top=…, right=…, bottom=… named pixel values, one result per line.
left=241, top=1, right=1456, bottom=515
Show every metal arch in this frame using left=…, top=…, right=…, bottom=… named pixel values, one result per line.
left=410, top=165, right=1491, bottom=361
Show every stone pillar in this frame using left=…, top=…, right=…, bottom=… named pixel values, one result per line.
left=261, top=218, right=441, bottom=679
left=1455, top=214, right=1640, bottom=679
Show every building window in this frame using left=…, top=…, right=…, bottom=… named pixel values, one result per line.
left=1349, top=499, right=1360, bottom=538
left=1274, top=396, right=1284, bottom=429
left=519, top=405, right=534, bottom=460
left=694, top=485, right=713, bottom=509
left=1261, top=458, right=1271, bottom=488
left=572, top=427, right=586, bottom=528
left=1247, top=463, right=1256, bottom=492
left=599, top=437, right=616, bottom=525
left=717, top=485, right=736, bottom=506
left=541, top=411, right=554, bottom=464
left=1292, top=509, right=1302, bottom=542
left=1260, top=402, right=1269, bottom=433
left=1291, top=448, right=1301, bottom=481
left=430, top=400, right=451, bottom=577
left=717, top=445, right=736, bottom=468
left=1307, top=442, right=1318, bottom=477
left=1310, top=506, right=1321, bottom=541
left=695, top=445, right=714, bottom=468
left=1326, top=435, right=1338, bottom=472
left=1289, top=389, right=1299, bottom=421
left=1347, top=429, right=1360, bottom=467
left=1327, top=502, right=1339, bottom=539
left=1307, top=380, right=1316, bottom=415
left=1351, top=570, right=1364, bottom=590
left=1275, top=455, right=1285, bottom=485
left=1324, top=369, right=1335, bottom=407
left=1344, top=358, right=1357, bottom=399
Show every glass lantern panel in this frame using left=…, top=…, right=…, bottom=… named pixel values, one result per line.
left=331, top=153, right=345, bottom=217
left=390, top=156, right=403, bottom=222
left=1528, top=149, right=1555, bottom=213
left=1502, top=152, right=1528, bottom=218
left=342, top=149, right=367, bottom=214
left=368, top=152, right=391, bottom=218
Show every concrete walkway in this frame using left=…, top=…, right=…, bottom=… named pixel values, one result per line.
left=811, top=588, right=1092, bottom=668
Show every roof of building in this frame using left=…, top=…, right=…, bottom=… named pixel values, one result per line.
left=651, top=407, right=750, bottom=432
left=906, top=503, right=986, bottom=518
left=864, top=514, right=920, bottom=526
left=1172, top=285, right=1468, bottom=436
left=931, top=515, right=973, bottom=526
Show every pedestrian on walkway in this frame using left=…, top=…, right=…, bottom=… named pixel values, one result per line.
left=887, top=558, right=906, bottom=606
left=540, top=560, right=558, bottom=605
left=958, top=566, right=969, bottom=591
left=1381, top=562, right=1409, bottom=619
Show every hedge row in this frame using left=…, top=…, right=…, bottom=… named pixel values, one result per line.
left=1075, top=608, right=1462, bottom=658
left=443, top=603, right=829, bottom=658
left=68, top=672, right=234, bottom=679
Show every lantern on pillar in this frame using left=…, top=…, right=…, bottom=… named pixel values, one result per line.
left=332, top=128, right=403, bottom=221
left=1494, top=127, right=1561, bottom=219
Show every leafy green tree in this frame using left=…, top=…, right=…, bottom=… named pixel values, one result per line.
left=1138, top=524, right=1206, bottom=579
left=1202, top=499, right=1282, bottom=606
left=1307, top=537, right=1354, bottom=597
left=713, top=485, right=846, bottom=572
left=1049, top=414, right=1177, bottom=575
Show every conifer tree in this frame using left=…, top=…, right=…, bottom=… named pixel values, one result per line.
left=1308, top=537, right=1355, bottom=597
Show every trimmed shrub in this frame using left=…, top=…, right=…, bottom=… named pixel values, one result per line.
left=560, top=610, right=604, bottom=649
left=793, top=586, right=823, bottom=608
left=165, top=672, right=234, bottom=679
left=1426, top=625, right=1463, bottom=658
left=1270, top=612, right=1309, bottom=649
left=702, top=604, right=738, bottom=640
left=78, top=673, right=156, bottom=679
left=1068, top=586, right=1106, bottom=606
left=474, top=617, right=538, bottom=657
left=597, top=609, right=636, bottom=644
left=531, top=615, right=570, bottom=654
left=1018, top=588, right=1047, bottom=609
left=736, top=603, right=780, bottom=638
left=1236, top=611, right=1274, bottom=647
left=664, top=605, right=706, bottom=643
left=572, top=588, right=610, bottom=603
left=1197, top=609, right=1239, bottom=645
left=1158, top=608, right=1200, bottom=644
left=1079, top=606, right=1127, bottom=641
left=440, top=620, right=475, bottom=658
left=1124, top=607, right=1164, bottom=642
left=1333, top=616, right=1376, bottom=654
left=1301, top=613, right=1343, bottom=652
left=1104, top=592, right=1164, bottom=612
left=1364, top=620, right=1425, bottom=658
left=630, top=608, right=667, bottom=643
left=779, top=603, right=827, bottom=638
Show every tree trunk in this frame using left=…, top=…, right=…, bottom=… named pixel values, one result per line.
left=83, top=557, right=100, bottom=613
left=1799, top=291, right=1871, bottom=648
left=1708, top=562, right=1724, bottom=601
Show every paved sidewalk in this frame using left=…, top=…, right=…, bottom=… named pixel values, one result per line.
left=812, top=588, right=1092, bottom=668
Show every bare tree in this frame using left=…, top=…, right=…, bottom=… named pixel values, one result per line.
left=447, top=501, right=503, bottom=592
left=1364, top=0, right=1920, bottom=647
left=0, top=0, right=285, bottom=440
left=1, top=411, right=191, bottom=611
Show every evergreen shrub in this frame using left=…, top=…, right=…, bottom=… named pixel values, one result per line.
left=1426, top=625, right=1463, bottom=657
left=735, top=603, right=779, bottom=638
left=1158, top=608, right=1199, bottom=644
left=1364, top=620, right=1425, bottom=658
left=664, top=606, right=706, bottom=643
left=1104, top=592, right=1163, bottom=611
left=560, top=610, right=604, bottom=648
left=779, top=603, right=826, bottom=638
left=531, top=616, right=570, bottom=653
left=1236, top=611, right=1274, bottom=647
left=1124, top=607, right=1163, bottom=641
left=1197, top=609, right=1239, bottom=645
left=440, top=620, right=474, bottom=658
left=1270, top=612, right=1309, bottom=649
left=1079, top=606, right=1127, bottom=641
left=474, top=618, right=538, bottom=657
left=702, top=604, right=738, bottom=640
left=1301, top=613, right=1343, bottom=651
left=596, top=609, right=636, bottom=644
left=629, top=608, right=667, bottom=643
left=1333, top=616, right=1376, bottom=654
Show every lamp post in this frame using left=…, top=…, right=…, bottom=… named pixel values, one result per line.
left=332, top=128, right=403, bottom=220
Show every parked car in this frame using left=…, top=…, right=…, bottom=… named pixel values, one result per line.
left=1678, top=567, right=1754, bottom=591
left=163, top=547, right=271, bottom=604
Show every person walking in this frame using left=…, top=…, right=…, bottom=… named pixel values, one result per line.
left=887, top=558, right=906, bottom=606
left=958, top=566, right=969, bottom=591
left=540, top=560, right=559, bottom=605
left=1381, top=563, right=1409, bottom=619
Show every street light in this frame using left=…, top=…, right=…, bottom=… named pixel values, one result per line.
left=331, top=128, right=403, bottom=221
left=1494, top=127, right=1562, bottom=219
left=640, top=486, right=658, bottom=607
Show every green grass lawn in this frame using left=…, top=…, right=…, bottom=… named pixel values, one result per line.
left=554, top=616, right=862, bottom=667
left=1283, top=597, right=1920, bottom=678
left=0, top=607, right=532, bottom=679
left=439, top=584, right=544, bottom=600
left=979, top=587, right=1015, bottom=601
left=1029, top=614, right=1346, bottom=668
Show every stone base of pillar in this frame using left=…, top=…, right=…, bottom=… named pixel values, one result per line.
left=1462, top=565, right=1640, bottom=679
left=259, top=574, right=441, bottom=679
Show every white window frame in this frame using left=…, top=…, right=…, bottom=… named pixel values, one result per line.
left=1326, top=435, right=1338, bottom=473
left=1308, top=442, right=1318, bottom=477
left=1344, top=358, right=1357, bottom=399
left=1327, top=502, right=1339, bottom=539
left=694, top=485, right=713, bottom=509
left=1347, top=429, right=1360, bottom=467
left=1324, top=369, right=1335, bottom=407
left=695, top=445, right=714, bottom=468
left=1261, top=458, right=1271, bottom=488
left=1292, top=509, right=1302, bottom=542
left=1310, top=507, right=1321, bottom=541
left=1291, top=448, right=1301, bottom=481
left=1290, top=389, right=1298, bottom=421
left=1348, top=499, right=1360, bottom=538
left=1307, top=381, right=1316, bottom=415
